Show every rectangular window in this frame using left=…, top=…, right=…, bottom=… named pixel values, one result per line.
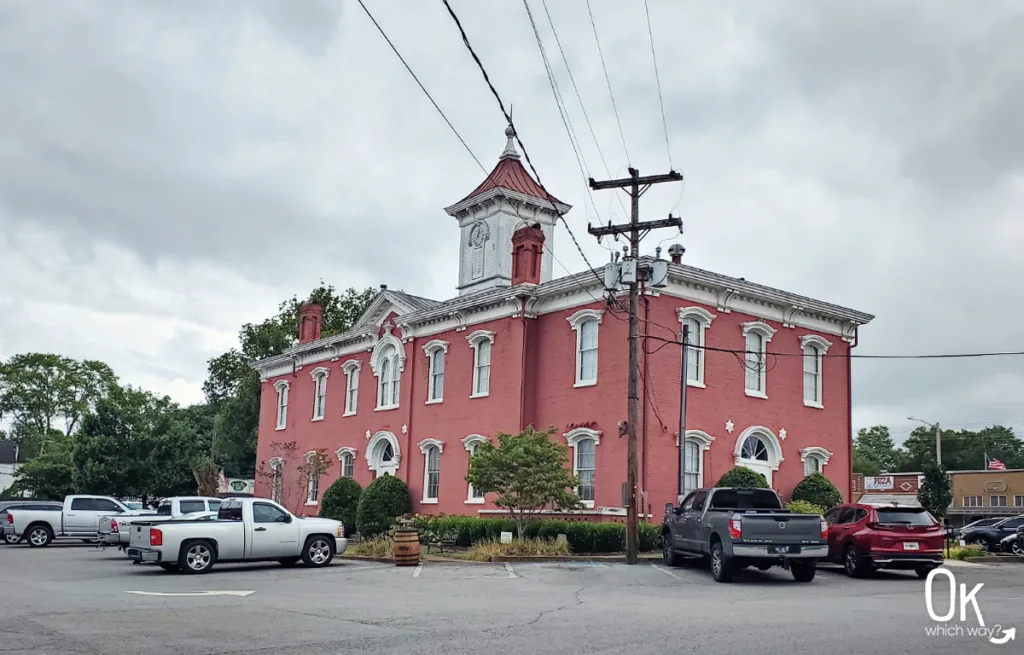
left=963, top=496, right=983, bottom=507
left=575, top=439, right=596, bottom=505
left=344, top=369, right=358, bottom=415
left=307, top=475, right=320, bottom=504
left=578, top=320, right=598, bottom=384
left=744, top=332, right=765, bottom=394
left=1015, top=495, right=1024, bottom=507
left=468, top=444, right=485, bottom=500
left=342, top=453, right=354, bottom=478
left=990, top=495, right=1007, bottom=507
left=276, top=385, right=289, bottom=429
left=425, top=447, right=441, bottom=501
left=179, top=500, right=205, bottom=514
left=391, top=375, right=401, bottom=407
left=683, top=318, right=701, bottom=384
left=474, top=341, right=491, bottom=396
left=683, top=440, right=700, bottom=495
left=429, top=349, right=445, bottom=402
left=803, top=345, right=821, bottom=405
left=313, top=374, right=327, bottom=420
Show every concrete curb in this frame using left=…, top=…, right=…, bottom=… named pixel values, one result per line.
left=961, top=555, right=1024, bottom=564
left=489, top=555, right=661, bottom=563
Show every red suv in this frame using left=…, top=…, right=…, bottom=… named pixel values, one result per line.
left=823, top=503, right=944, bottom=578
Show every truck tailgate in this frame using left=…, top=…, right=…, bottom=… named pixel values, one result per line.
left=739, top=513, right=823, bottom=543
left=129, top=524, right=153, bottom=549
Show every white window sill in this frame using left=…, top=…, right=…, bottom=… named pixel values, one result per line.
left=421, top=498, right=438, bottom=505
left=311, top=416, right=325, bottom=422
left=275, top=424, right=286, bottom=431
left=803, top=400, right=824, bottom=410
left=744, top=389, right=768, bottom=400
left=425, top=398, right=444, bottom=405
left=465, top=498, right=485, bottom=505
left=375, top=404, right=399, bottom=412
left=342, top=410, right=357, bottom=417
left=469, top=392, right=490, bottom=399
left=573, top=378, right=598, bottom=388
left=581, top=500, right=595, bottom=509
left=686, top=380, right=706, bottom=389
left=305, top=501, right=319, bottom=506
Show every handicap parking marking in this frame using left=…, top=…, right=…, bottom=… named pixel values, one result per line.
left=504, top=562, right=517, bottom=579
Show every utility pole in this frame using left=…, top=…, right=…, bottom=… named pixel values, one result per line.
left=908, top=416, right=942, bottom=466
left=588, top=167, right=682, bottom=565
left=679, top=325, right=689, bottom=503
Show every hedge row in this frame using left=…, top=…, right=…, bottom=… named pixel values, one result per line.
left=409, top=515, right=660, bottom=553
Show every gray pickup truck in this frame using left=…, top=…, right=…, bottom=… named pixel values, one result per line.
left=662, top=487, right=828, bottom=582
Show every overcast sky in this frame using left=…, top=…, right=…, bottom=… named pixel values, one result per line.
left=1, top=0, right=1021, bottom=441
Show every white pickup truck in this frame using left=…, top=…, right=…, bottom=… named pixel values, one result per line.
left=4, top=495, right=146, bottom=547
left=127, top=497, right=347, bottom=574
left=100, top=497, right=222, bottom=548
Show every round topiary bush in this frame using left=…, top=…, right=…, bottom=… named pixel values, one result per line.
left=715, top=466, right=769, bottom=488
left=790, top=472, right=842, bottom=509
left=319, top=476, right=362, bottom=533
left=786, top=500, right=825, bottom=515
left=355, top=474, right=412, bottom=537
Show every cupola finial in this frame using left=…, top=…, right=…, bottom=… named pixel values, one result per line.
left=500, top=124, right=520, bottom=160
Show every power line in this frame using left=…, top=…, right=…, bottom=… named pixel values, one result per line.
left=440, top=0, right=607, bottom=290
left=642, top=0, right=673, bottom=170
left=584, top=0, right=631, bottom=166
left=355, top=0, right=485, bottom=173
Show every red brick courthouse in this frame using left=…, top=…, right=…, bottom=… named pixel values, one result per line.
left=253, top=129, right=874, bottom=521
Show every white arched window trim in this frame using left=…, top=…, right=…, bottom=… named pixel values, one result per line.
left=799, top=334, right=832, bottom=409
left=564, top=427, right=601, bottom=508
left=267, top=456, right=284, bottom=503
left=371, top=334, right=403, bottom=411
left=310, top=367, right=329, bottom=421
left=467, top=330, right=496, bottom=398
left=418, top=438, right=445, bottom=504
left=304, top=450, right=321, bottom=505
left=422, top=340, right=449, bottom=404
left=567, top=309, right=604, bottom=387
left=677, top=307, right=716, bottom=389
left=336, top=446, right=357, bottom=478
left=740, top=321, right=777, bottom=399
left=273, top=380, right=290, bottom=430
left=366, top=431, right=401, bottom=477
left=733, top=425, right=784, bottom=477
left=341, top=360, right=361, bottom=416
left=800, top=446, right=833, bottom=476
left=463, top=434, right=490, bottom=504
left=675, top=429, right=715, bottom=494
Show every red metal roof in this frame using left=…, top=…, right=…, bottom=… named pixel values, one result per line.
left=455, top=156, right=564, bottom=208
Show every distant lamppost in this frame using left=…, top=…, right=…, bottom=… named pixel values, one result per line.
left=908, top=417, right=942, bottom=466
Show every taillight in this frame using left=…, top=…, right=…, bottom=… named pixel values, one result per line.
left=110, top=519, right=119, bottom=533
left=150, top=529, right=163, bottom=547
left=5, top=513, right=11, bottom=525
left=821, top=519, right=829, bottom=539
left=728, top=516, right=742, bottom=539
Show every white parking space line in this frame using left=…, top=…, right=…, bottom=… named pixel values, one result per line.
left=124, top=590, right=255, bottom=597
left=504, top=562, right=517, bottom=579
left=650, top=564, right=682, bottom=579
left=412, top=564, right=422, bottom=578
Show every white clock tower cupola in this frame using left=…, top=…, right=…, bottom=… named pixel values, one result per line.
left=444, top=126, right=571, bottom=296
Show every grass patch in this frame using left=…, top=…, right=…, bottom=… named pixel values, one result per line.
left=464, top=538, right=570, bottom=562
left=351, top=535, right=394, bottom=558
left=946, top=544, right=985, bottom=560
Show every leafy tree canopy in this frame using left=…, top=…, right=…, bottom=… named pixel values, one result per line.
left=918, top=460, right=952, bottom=519
left=853, top=426, right=902, bottom=474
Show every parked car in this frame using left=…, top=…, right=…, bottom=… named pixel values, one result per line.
left=99, top=497, right=222, bottom=548
left=951, top=517, right=1002, bottom=540
left=1, top=501, right=62, bottom=544
left=823, top=503, right=943, bottom=578
left=961, top=515, right=1024, bottom=553
left=126, top=497, right=347, bottom=574
left=998, top=527, right=1024, bottom=556
left=662, top=487, right=827, bottom=582
left=5, top=495, right=134, bottom=547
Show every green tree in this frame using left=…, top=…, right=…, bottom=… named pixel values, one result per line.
left=715, top=466, right=769, bottom=488
left=0, top=354, right=116, bottom=457
left=790, top=473, right=842, bottom=509
left=320, top=477, right=362, bottom=533
left=899, top=425, right=1024, bottom=472
left=8, top=435, right=76, bottom=499
left=204, top=284, right=375, bottom=477
left=465, top=427, right=582, bottom=538
left=853, top=426, right=901, bottom=474
left=355, top=474, right=411, bottom=537
left=918, top=460, right=952, bottom=519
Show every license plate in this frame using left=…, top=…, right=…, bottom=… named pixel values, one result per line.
left=904, top=541, right=919, bottom=551
left=769, top=545, right=800, bottom=554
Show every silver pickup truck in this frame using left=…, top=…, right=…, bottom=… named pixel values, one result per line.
left=100, top=496, right=222, bottom=548
left=5, top=495, right=147, bottom=547
left=662, top=487, right=828, bottom=582
left=127, top=497, right=347, bottom=574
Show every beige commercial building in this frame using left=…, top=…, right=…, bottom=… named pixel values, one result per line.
left=947, top=469, right=1024, bottom=528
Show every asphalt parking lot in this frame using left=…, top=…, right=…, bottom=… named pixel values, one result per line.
left=2, top=543, right=1022, bottom=654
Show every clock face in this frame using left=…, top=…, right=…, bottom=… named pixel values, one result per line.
left=470, top=222, right=488, bottom=247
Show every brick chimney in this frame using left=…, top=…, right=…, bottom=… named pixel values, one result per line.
left=298, top=302, right=323, bottom=344
left=511, top=223, right=545, bottom=286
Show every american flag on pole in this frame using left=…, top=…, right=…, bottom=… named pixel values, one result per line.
left=988, top=457, right=1007, bottom=471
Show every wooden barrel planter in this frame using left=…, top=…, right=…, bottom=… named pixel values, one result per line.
left=393, top=529, right=421, bottom=566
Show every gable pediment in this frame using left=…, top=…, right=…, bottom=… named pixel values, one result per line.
left=352, top=290, right=430, bottom=331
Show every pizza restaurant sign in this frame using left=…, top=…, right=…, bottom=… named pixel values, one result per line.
left=865, top=476, right=894, bottom=490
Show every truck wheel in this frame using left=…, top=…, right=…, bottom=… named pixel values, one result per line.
left=662, top=534, right=682, bottom=567
left=26, top=524, right=53, bottom=548
left=2, top=533, right=22, bottom=545
left=710, top=540, right=734, bottom=583
left=790, top=559, right=817, bottom=582
left=178, top=540, right=216, bottom=574
left=301, top=536, right=335, bottom=568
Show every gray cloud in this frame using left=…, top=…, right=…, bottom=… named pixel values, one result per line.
left=1, top=0, right=1021, bottom=438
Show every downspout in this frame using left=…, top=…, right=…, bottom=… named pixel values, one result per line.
left=518, top=295, right=530, bottom=432
left=847, top=327, right=858, bottom=503
left=405, top=337, right=416, bottom=486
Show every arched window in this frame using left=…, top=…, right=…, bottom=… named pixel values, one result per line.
left=564, top=427, right=601, bottom=508
left=741, top=321, right=776, bottom=398
left=375, top=345, right=401, bottom=410
left=800, top=447, right=833, bottom=476
left=342, top=360, right=361, bottom=416
left=419, top=439, right=444, bottom=503
left=741, top=436, right=769, bottom=461
left=800, top=335, right=832, bottom=408
left=336, top=447, right=356, bottom=478
left=567, top=309, right=605, bottom=387
left=366, top=431, right=400, bottom=478
left=310, top=367, right=329, bottom=421
left=463, top=434, right=489, bottom=503
left=273, top=381, right=290, bottom=430
left=422, top=340, right=449, bottom=403
left=733, top=426, right=784, bottom=486
left=467, top=330, right=495, bottom=397
left=268, top=457, right=284, bottom=503
left=680, top=430, right=714, bottom=495
left=677, top=307, right=716, bottom=388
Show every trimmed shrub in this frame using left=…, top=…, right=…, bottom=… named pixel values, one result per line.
left=786, top=500, right=825, bottom=515
left=319, top=476, right=362, bottom=533
left=355, top=475, right=412, bottom=537
left=715, top=466, right=769, bottom=489
left=790, top=473, right=842, bottom=510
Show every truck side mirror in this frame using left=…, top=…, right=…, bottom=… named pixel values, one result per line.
left=664, top=503, right=674, bottom=515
